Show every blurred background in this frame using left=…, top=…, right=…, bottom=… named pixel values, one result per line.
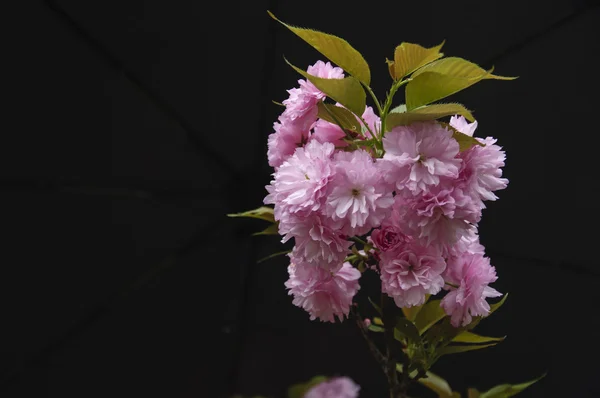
left=1, top=1, right=599, bottom=397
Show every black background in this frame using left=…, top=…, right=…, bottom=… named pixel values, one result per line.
left=1, top=1, right=599, bottom=397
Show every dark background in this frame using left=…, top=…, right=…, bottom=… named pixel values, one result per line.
left=1, top=1, right=599, bottom=397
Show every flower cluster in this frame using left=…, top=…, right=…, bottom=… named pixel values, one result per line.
left=265, top=61, right=508, bottom=327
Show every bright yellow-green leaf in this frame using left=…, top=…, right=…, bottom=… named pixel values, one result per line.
left=438, top=342, right=498, bottom=356
left=489, top=293, right=508, bottom=314
left=396, top=365, right=456, bottom=398
left=368, top=324, right=385, bottom=333
left=288, top=376, right=328, bottom=398
left=317, top=102, right=360, bottom=132
left=227, top=206, right=275, bottom=223
left=286, top=58, right=366, bottom=115
left=414, top=299, right=446, bottom=335
left=401, top=294, right=431, bottom=320
left=406, top=57, right=516, bottom=110
left=268, top=11, right=371, bottom=85
left=386, top=103, right=474, bottom=130
left=393, top=41, right=445, bottom=80
left=468, top=388, right=481, bottom=398
left=373, top=317, right=384, bottom=326
left=452, top=331, right=505, bottom=344
left=479, top=374, right=546, bottom=398
left=390, top=104, right=407, bottom=114
left=386, top=58, right=396, bottom=80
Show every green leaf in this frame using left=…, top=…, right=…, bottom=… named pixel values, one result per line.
left=479, top=374, right=546, bottom=398
left=285, top=58, right=366, bottom=115
left=390, top=104, right=407, bottom=114
left=413, top=299, right=446, bottom=335
left=468, top=388, right=481, bottom=398
left=317, top=102, right=361, bottom=132
left=386, top=58, right=396, bottom=80
left=394, top=318, right=422, bottom=345
left=257, top=250, right=292, bottom=264
left=438, top=343, right=498, bottom=356
left=452, top=331, right=505, bottom=344
left=401, top=294, right=431, bottom=321
left=373, top=316, right=384, bottom=326
left=252, top=223, right=279, bottom=236
left=268, top=11, right=371, bottom=85
left=393, top=41, right=445, bottom=80
left=406, top=57, right=516, bottom=110
left=465, top=294, right=509, bottom=330
left=438, top=122, right=483, bottom=152
left=396, top=365, right=456, bottom=398
left=288, top=376, right=328, bottom=398
left=368, top=324, right=385, bottom=333
left=368, top=296, right=382, bottom=315
left=386, top=103, right=474, bottom=130
left=227, top=206, right=275, bottom=223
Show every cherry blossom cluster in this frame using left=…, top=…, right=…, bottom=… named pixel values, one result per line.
left=264, top=61, right=508, bottom=327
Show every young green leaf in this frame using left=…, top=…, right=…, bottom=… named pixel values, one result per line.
left=252, top=223, right=279, bottom=236
left=386, top=103, right=474, bottom=130
left=317, top=102, right=361, bottom=132
left=386, top=58, right=396, bottom=80
left=286, top=58, right=366, bottom=115
left=395, top=318, right=422, bottom=345
left=227, top=206, right=275, bottom=223
left=413, top=299, right=446, bottom=335
left=393, top=41, right=445, bottom=80
left=268, top=11, right=371, bottom=85
left=368, top=296, right=382, bottom=315
left=373, top=316, right=384, bottom=326
left=390, top=104, right=407, bottom=114
left=437, top=342, right=498, bottom=356
left=468, top=388, right=481, bottom=398
left=438, top=122, right=483, bottom=152
left=368, top=324, right=385, bottom=333
left=406, top=57, right=516, bottom=110
left=452, top=331, right=505, bottom=344
left=479, top=374, right=546, bottom=398
left=396, top=365, right=457, bottom=398
left=257, top=250, right=292, bottom=264
left=401, top=294, right=430, bottom=320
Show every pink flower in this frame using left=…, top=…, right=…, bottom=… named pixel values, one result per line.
left=286, top=214, right=351, bottom=271
left=380, top=242, right=446, bottom=308
left=305, top=376, right=360, bottom=398
left=395, top=185, right=481, bottom=253
left=285, top=261, right=361, bottom=323
left=441, top=252, right=501, bottom=327
left=382, top=122, right=461, bottom=193
left=458, top=136, right=508, bottom=203
left=312, top=118, right=347, bottom=147
left=264, top=140, right=336, bottom=219
left=325, top=150, right=394, bottom=236
left=370, top=206, right=410, bottom=252
left=299, top=61, right=345, bottom=99
left=450, top=115, right=478, bottom=137
left=267, top=119, right=310, bottom=169
left=360, top=106, right=381, bottom=138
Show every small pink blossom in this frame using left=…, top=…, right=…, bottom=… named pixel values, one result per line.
left=282, top=88, right=319, bottom=132
left=285, top=261, right=361, bottom=323
left=380, top=242, right=446, bottom=308
left=382, top=122, right=461, bottom=193
left=265, top=140, right=336, bottom=219
left=360, top=106, right=381, bottom=138
left=370, top=206, right=410, bottom=252
left=325, top=150, right=394, bottom=236
left=363, top=318, right=372, bottom=327
left=305, top=376, right=361, bottom=398
left=441, top=252, right=502, bottom=327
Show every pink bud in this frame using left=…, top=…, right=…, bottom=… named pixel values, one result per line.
left=363, top=318, right=371, bottom=327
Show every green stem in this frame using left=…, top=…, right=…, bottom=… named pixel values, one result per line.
left=364, top=84, right=383, bottom=116
left=349, top=236, right=369, bottom=247
left=380, top=78, right=410, bottom=138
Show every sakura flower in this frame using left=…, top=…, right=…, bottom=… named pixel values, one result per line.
left=458, top=136, right=509, bottom=203
left=395, top=184, right=481, bottom=253
left=299, top=60, right=345, bottom=99
left=265, top=140, right=336, bottom=219
left=311, top=118, right=347, bottom=147
left=370, top=205, right=410, bottom=252
left=282, top=87, right=319, bottom=133
left=286, top=214, right=351, bottom=271
left=380, top=241, right=446, bottom=308
left=285, top=261, right=361, bottom=323
left=305, top=376, right=361, bottom=398
left=382, top=122, right=461, bottom=193
left=325, top=149, right=394, bottom=236
left=359, top=106, right=381, bottom=138
left=267, top=119, right=309, bottom=169
left=441, top=252, right=502, bottom=327
left=450, top=115, right=478, bottom=137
